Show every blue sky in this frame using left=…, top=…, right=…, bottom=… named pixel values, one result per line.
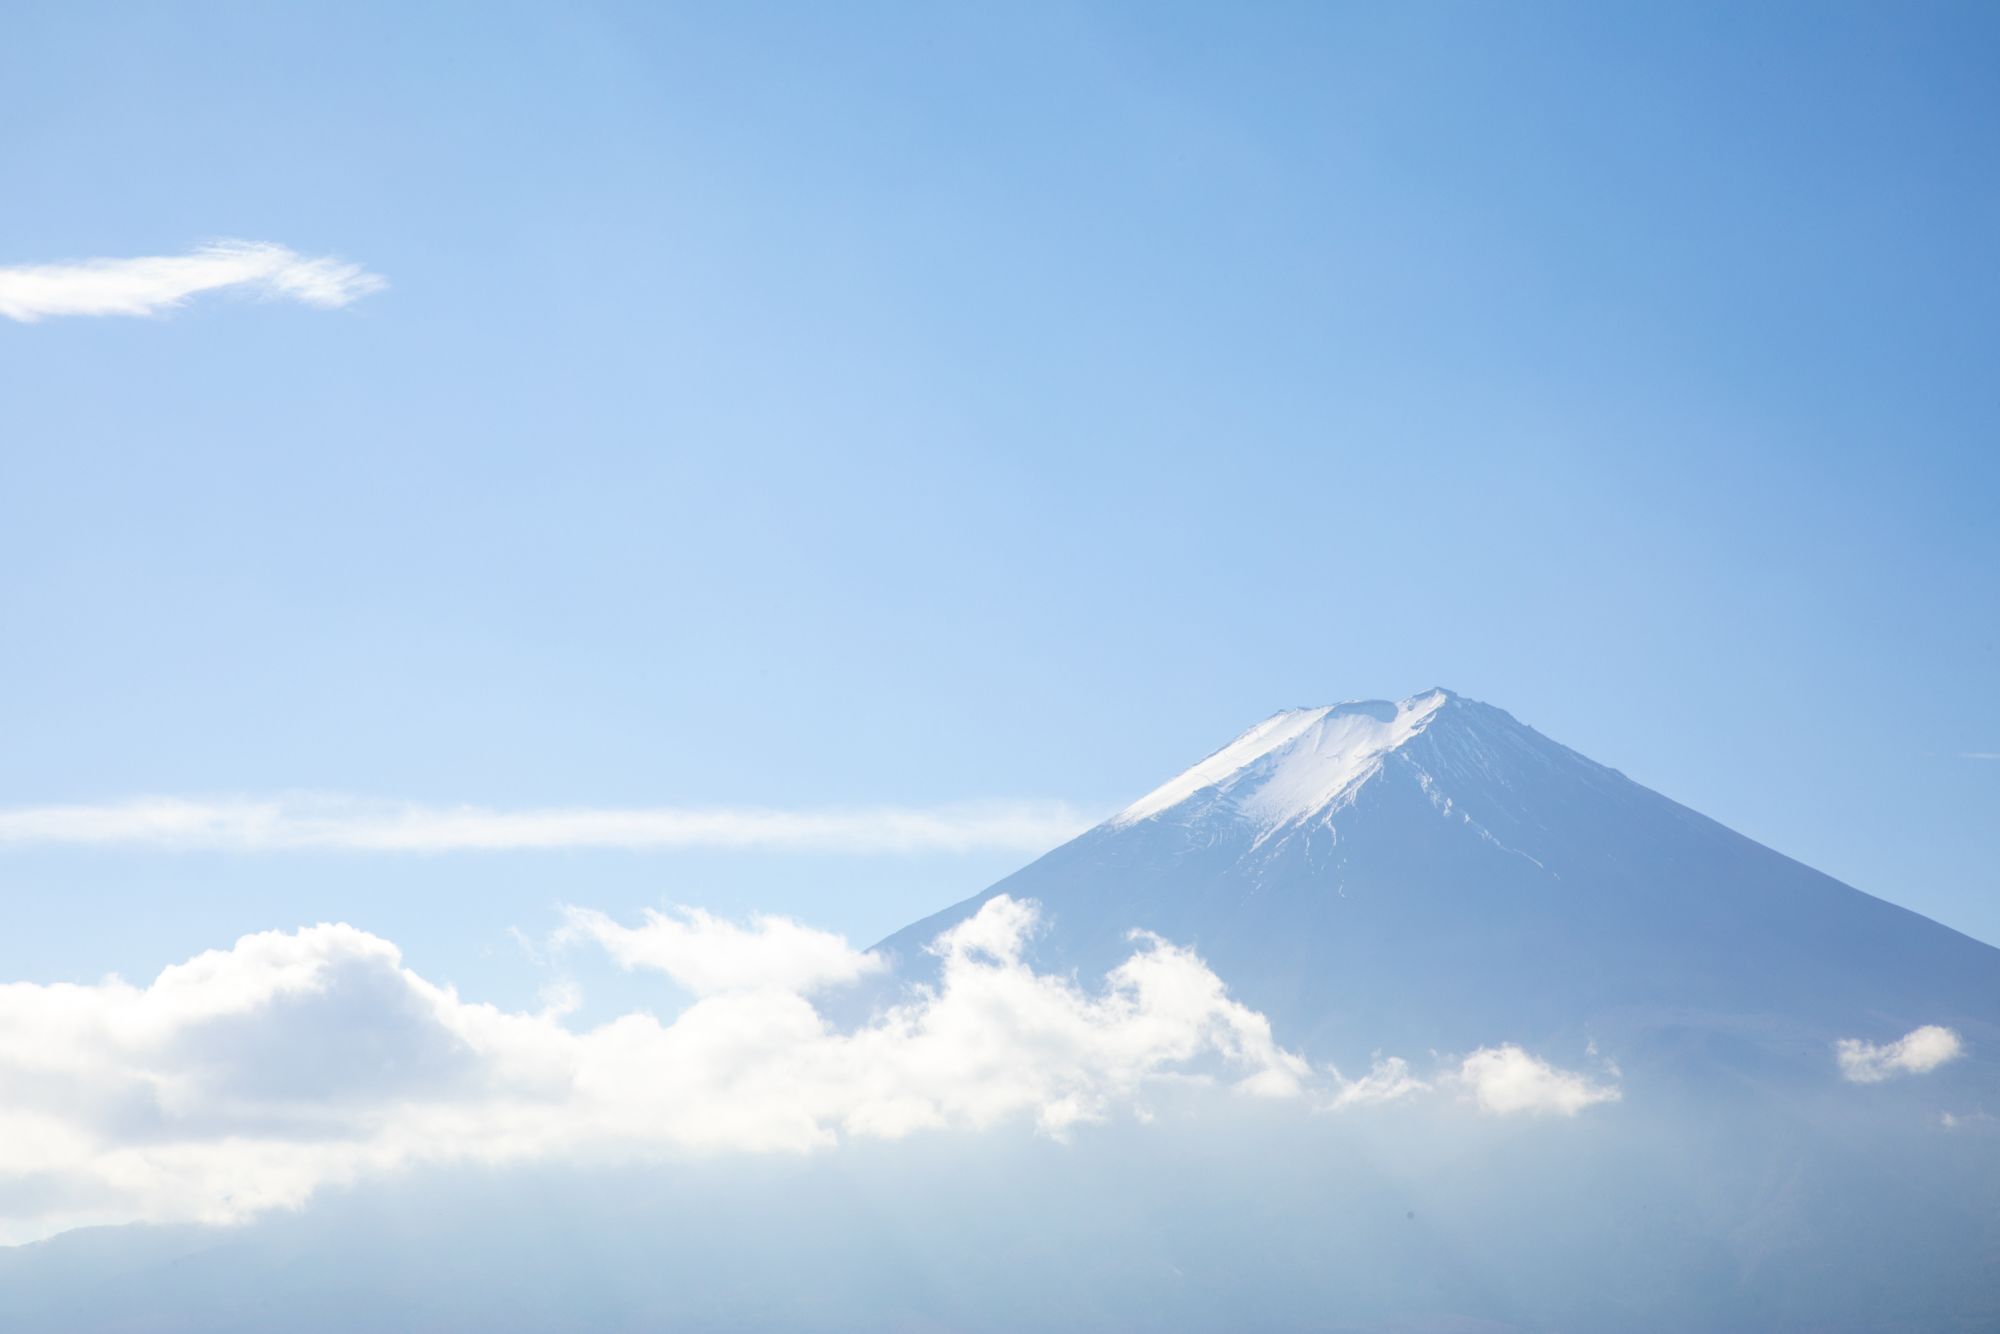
left=3, top=1, right=1997, bottom=1006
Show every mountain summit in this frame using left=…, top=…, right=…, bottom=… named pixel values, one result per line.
left=880, top=691, right=1999, bottom=1081
left=1107, top=689, right=1457, bottom=837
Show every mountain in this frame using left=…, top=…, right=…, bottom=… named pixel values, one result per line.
left=876, top=689, right=2000, bottom=1086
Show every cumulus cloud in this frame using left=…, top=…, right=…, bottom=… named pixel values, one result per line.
left=1836, top=1025, right=1965, bottom=1083
left=0, top=241, right=385, bottom=322
left=1454, top=1045, right=1621, bottom=1116
left=0, top=795, right=1092, bottom=855
left=558, top=904, right=884, bottom=996
left=0, top=896, right=1310, bottom=1243
left=0, top=893, right=1634, bottom=1243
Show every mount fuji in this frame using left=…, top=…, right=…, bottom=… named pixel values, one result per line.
left=877, top=689, right=1999, bottom=1090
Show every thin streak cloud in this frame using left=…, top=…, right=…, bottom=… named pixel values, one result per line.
left=0, top=240, right=385, bottom=322
left=0, top=796, right=1095, bottom=855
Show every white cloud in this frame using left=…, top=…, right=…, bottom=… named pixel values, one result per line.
left=0, top=241, right=385, bottom=322
left=1836, top=1025, right=1965, bottom=1083
left=0, top=795, right=1093, bottom=855
left=558, top=904, right=884, bottom=996
left=1324, top=1055, right=1429, bottom=1111
left=1455, top=1045, right=1621, bottom=1116
left=0, top=896, right=1310, bottom=1243
left=0, top=893, right=1645, bottom=1243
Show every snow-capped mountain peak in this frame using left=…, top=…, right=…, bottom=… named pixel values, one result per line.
left=878, top=684, right=1998, bottom=1093
left=1110, top=688, right=1453, bottom=833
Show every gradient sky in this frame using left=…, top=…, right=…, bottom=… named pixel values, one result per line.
left=3, top=1, right=1996, bottom=1007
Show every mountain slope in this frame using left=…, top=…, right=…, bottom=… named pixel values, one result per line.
left=876, top=690, right=2000, bottom=1081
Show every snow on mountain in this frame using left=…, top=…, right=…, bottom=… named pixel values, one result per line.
left=1109, top=690, right=1450, bottom=835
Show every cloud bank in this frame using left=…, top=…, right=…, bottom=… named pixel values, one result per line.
left=0, top=795, right=1093, bottom=855
left=0, top=897, right=1314, bottom=1242
left=0, top=241, right=385, bottom=322
left=0, top=894, right=1631, bottom=1244
left=1836, top=1025, right=1965, bottom=1083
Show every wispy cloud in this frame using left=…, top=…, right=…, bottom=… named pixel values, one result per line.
left=0, top=795, right=1095, bottom=855
left=0, top=240, right=385, bottom=322
left=1836, top=1024, right=1964, bottom=1083
left=1961, top=752, right=2000, bottom=761
left=1323, top=1054, right=1429, bottom=1111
